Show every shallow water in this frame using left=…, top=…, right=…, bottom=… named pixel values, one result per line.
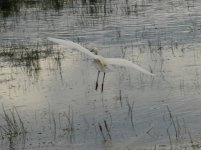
left=1, top=0, right=201, bottom=149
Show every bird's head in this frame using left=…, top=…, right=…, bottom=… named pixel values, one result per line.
left=90, top=47, right=98, bottom=55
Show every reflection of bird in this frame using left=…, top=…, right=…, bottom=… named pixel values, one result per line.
left=48, top=37, right=155, bottom=92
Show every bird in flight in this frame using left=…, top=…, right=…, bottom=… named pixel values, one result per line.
left=48, top=37, right=155, bottom=93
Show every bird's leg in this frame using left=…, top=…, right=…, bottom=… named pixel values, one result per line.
left=101, top=72, right=106, bottom=93
left=95, top=71, right=100, bottom=91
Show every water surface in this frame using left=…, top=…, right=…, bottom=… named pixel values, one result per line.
left=1, top=0, right=201, bottom=149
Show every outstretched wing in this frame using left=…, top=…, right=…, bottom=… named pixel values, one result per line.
left=105, top=58, right=155, bottom=76
left=48, top=37, right=97, bottom=59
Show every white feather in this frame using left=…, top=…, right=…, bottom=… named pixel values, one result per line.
left=105, top=58, right=155, bottom=76
left=48, top=37, right=155, bottom=76
left=48, top=37, right=97, bottom=59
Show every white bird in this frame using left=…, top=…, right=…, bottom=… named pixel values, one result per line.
left=48, top=37, right=155, bottom=92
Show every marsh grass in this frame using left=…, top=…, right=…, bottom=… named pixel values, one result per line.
left=0, top=105, right=26, bottom=149
left=0, top=105, right=26, bottom=138
left=0, top=0, right=67, bottom=18
left=0, top=42, right=64, bottom=79
left=47, top=104, right=75, bottom=142
left=98, top=120, right=112, bottom=141
left=126, top=98, right=135, bottom=130
left=163, top=105, right=196, bottom=149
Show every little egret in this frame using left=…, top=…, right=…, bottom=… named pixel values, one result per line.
left=48, top=37, right=155, bottom=92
